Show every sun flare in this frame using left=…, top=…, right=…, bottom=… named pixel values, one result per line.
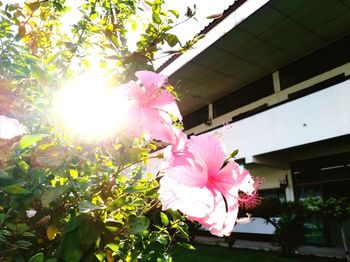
left=53, top=73, right=129, bottom=141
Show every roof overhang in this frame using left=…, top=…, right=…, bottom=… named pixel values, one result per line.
left=160, top=0, right=350, bottom=115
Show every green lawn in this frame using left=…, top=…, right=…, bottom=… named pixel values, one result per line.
left=171, top=244, right=344, bottom=262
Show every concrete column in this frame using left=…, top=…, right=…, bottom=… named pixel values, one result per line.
left=272, top=70, right=281, bottom=93
left=208, top=103, right=213, bottom=121
left=285, top=169, right=295, bottom=201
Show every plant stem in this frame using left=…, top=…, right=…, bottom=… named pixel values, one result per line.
left=116, top=155, right=162, bottom=175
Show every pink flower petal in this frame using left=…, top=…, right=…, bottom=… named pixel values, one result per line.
left=163, top=164, right=207, bottom=188
left=159, top=176, right=214, bottom=219
left=152, top=90, right=182, bottom=120
left=0, top=115, right=26, bottom=139
left=159, top=133, right=259, bottom=237
left=187, top=134, right=226, bottom=177
left=135, top=70, right=167, bottom=90
left=119, top=72, right=182, bottom=142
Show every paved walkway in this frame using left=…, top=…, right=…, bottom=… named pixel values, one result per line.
left=194, top=236, right=346, bottom=258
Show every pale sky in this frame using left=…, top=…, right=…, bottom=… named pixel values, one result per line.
left=2, top=0, right=234, bottom=45
left=2, top=0, right=236, bottom=68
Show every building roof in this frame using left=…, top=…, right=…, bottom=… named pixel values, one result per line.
left=160, top=0, right=350, bottom=116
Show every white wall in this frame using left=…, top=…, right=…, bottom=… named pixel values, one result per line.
left=186, top=62, right=350, bottom=136
left=234, top=217, right=277, bottom=234
left=216, top=80, right=350, bottom=161
left=247, top=165, right=286, bottom=190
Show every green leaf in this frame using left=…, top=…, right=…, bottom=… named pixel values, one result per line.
left=107, top=198, right=125, bottom=210
left=165, top=34, right=179, bottom=47
left=177, top=242, right=195, bottom=250
left=23, top=53, right=40, bottom=63
left=15, top=240, right=32, bottom=247
left=229, top=149, right=239, bottom=158
left=152, top=13, right=161, bottom=24
left=46, top=52, right=60, bottom=65
left=22, top=231, right=36, bottom=237
left=0, top=234, right=6, bottom=242
left=19, top=134, right=47, bottom=150
left=78, top=200, right=105, bottom=213
left=168, top=9, right=179, bottom=18
left=3, top=184, right=31, bottom=195
left=105, top=243, right=119, bottom=252
left=157, top=255, right=172, bottom=262
left=27, top=2, right=41, bottom=12
left=46, top=259, right=57, bottom=262
left=128, top=215, right=150, bottom=234
left=17, top=25, right=26, bottom=39
left=63, top=216, right=83, bottom=233
left=41, top=186, right=67, bottom=206
left=28, top=253, right=44, bottom=262
left=0, top=170, right=9, bottom=179
left=160, top=212, right=169, bottom=226
left=167, top=209, right=182, bottom=220
left=18, top=160, right=29, bottom=173
left=7, top=223, right=29, bottom=235
left=58, top=230, right=83, bottom=261
left=78, top=220, right=104, bottom=245
left=124, top=185, right=148, bottom=193
left=150, top=231, right=168, bottom=245
left=90, top=12, right=98, bottom=20
left=0, top=214, right=7, bottom=223
left=0, top=170, right=15, bottom=186
left=186, top=7, right=193, bottom=17
left=0, top=229, right=11, bottom=235
left=95, top=252, right=106, bottom=262
left=206, top=13, right=223, bottom=19
left=69, top=169, right=79, bottom=178
left=131, top=20, right=137, bottom=31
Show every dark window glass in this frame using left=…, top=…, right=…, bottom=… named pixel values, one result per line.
left=322, top=180, right=350, bottom=199
left=213, top=74, right=274, bottom=118
left=259, top=188, right=286, bottom=202
left=320, top=165, right=347, bottom=181
left=304, top=217, right=326, bottom=245
left=280, top=34, right=350, bottom=89
left=288, top=74, right=348, bottom=100
left=295, top=184, right=322, bottom=201
left=293, top=152, right=350, bottom=184
left=292, top=152, right=350, bottom=245
left=183, top=106, right=208, bottom=130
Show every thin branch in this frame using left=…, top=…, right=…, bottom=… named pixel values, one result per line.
left=116, top=154, right=162, bottom=175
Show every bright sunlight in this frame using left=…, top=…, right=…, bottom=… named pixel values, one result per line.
left=53, top=72, right=129, bottom=141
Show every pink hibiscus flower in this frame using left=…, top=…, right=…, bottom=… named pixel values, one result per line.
left=158, top=134, right=256, bottom=236
left=120, top=71, right=181, bottom=143
left=162, top=128, right=193, bottom=168
left=0, top=115, right=26, bottom=139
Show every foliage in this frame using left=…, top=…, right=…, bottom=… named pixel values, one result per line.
left=318, top=197, right=350, bottom=223
left=0, top=0, right=261, bottom=261
left=249, top=198, right=281, bottom=227
left=0, top=0, right=201, bottom=261
left=274, top=201, right=307, bottom=256
left=251, top=199, right=307, bottom=256
left=303, top=197, right=350, bottom=262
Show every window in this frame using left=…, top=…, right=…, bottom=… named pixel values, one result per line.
left=292, top=152, right=350, bottom=245
left=182, top=106, right=209, bottom=130
left=259, top=188, right=286, bottom=202
left=213, top=74, right=274, bottom=118
left=280, top=34, right=350, bottom=89
left=288, top=74, right=348, bottom=100
left=293, top=152, right=350, bottom=185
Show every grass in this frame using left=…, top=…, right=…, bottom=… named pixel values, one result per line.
left=170, top=244, right=344, bottom=262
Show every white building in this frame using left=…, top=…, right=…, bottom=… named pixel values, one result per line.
left=159, top=0, right=350, bottom=247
